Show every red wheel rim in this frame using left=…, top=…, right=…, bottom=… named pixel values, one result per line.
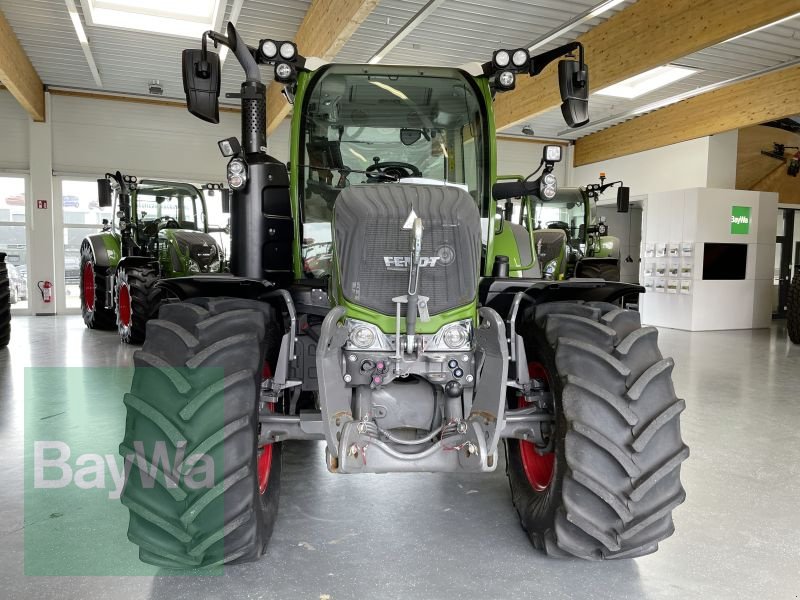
left=82, top=263, right=95, bottom=311
left=518, top=362, right=555, bottom=492
left=118, top=283, right=131, bottom=327
left=257, top=362, right=274, bottom=495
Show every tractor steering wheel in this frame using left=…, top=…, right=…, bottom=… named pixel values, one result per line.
left=366, top=160, right=422, bottom=182
left=155, top=216, right=181, bottom=230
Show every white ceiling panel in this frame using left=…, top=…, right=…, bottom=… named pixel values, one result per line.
left=1, top=0, right=798, bottom=144
left=523, top=15, right=800, bottom=140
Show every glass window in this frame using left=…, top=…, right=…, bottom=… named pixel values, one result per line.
left=61, top=180, right=115, bottom=310
left=532, top=197, right=587, bottom=254
left=133, top=181, right=203, bottom=232
left=0, top=176, right=29, bottom=310
left=298, top=65, right=488, bottom=277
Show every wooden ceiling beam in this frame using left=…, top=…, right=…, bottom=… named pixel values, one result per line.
left=266, top=0, right=379, bottom=134
left=493, top=0, right=800, bottom=132
left=0, top=8, right=45, bottom=121
left=573, top=64, right=800, bottom=166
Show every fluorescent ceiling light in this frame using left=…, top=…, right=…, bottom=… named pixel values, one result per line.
left=65, top=0, right=102, bottom=86
left=588, top=0, right=626, bottom=18
left=527, top=0, right=626, bottom=53
left=79, top=0, right=223, bottom=39
left=723, top=12, right=800, bottom=43
left=596, top=65, right=698, bottom=99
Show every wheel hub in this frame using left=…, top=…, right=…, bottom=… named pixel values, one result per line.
left=258, top=361, right=274, bottom=494
left=82, top=263, right=95, bottom=311
left=118, top=283, right=131, bottom=327
left=518, top=362, right=555, bottom=492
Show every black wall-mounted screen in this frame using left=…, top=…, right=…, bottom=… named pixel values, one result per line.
left=702, top=243, right=748, bottom=280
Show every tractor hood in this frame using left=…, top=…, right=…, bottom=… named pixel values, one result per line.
left=164, top=229, right=223, bottom=273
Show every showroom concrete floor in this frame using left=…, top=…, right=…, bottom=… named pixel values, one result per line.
left=1, top=315, right=799, bottom=599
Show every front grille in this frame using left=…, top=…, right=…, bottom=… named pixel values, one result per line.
left=334, top=184, right=481, bottom=316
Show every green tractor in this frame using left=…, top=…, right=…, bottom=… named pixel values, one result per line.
left=495, top=173, right=629, bottom=282
left=119, top=24, right=688, bottom=567
left=80, top=176, right=228, bottom=343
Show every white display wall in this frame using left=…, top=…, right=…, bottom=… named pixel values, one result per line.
left=640, top=188, right=778, bottom=331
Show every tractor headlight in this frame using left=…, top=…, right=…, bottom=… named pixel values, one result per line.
left=260, top=39, right=277, bottom=59
left=428, top=320, right=473, bottom=351
left=540, top=172, right=558, bottom=199
left=493, top=50, right=510, bottom=68
left=279, top=42, right=296, bottom=60
left=227, top=158, right=247, bottom=190
left=497, top=71, right=515, bottom=90
left=512, top=48, right=529, bottom=67
left=351, top=326, right=375, bottom=349
left=188, top=259, right=201, bottom=273
left=208, top=259, right=221, bottom=272
left=443, top=325, right=469, bottom=349
left=344, top=319, right=392, bottom=351
left=275, top=62, right=294, bottom=82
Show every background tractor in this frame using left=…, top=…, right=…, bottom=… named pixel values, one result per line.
left=80, top=175, right=228, bottom=343
left=495, top=173, right=629, bottom=282
left=119, top=23, right=687, bottom=567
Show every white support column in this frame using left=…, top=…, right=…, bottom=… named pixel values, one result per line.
left=706, top=130, right=739, bottom=189
left=27, top=92, right=56, bottom=315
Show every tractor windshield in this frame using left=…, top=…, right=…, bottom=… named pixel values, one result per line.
left=531, top=189, right=587, bottom=253
left=299, top=65, right=488, bottom=277
left=133, top=181, right=206, bottom=232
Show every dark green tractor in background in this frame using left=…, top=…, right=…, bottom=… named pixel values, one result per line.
left=495, top=173, right=629, bottom=282
left=79, top=175, right=228, bottom=343
left=118, top=23, right=687, bottom=567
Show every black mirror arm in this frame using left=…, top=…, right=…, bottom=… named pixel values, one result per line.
left=204, top=25, right=260, bottom=82
left=104, top=171, right=128, bottom=195
left=529, top=41, right=585, bottom=77
left=586, top=180, right=624, bottom=197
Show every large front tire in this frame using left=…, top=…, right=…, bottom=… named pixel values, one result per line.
left=116, top=265, right=160, bottom=344
left=788, top=273, right=800, bottom=344
left=506, top=301, right=688, bottom=559
left=120, top=298, right=283, bottom=567
left=80, top=244, right=115, bottom=330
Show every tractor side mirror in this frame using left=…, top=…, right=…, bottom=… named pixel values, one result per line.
left=221, top=189, right=230, bottom=213
left=97, top=179, right=112, bottom=208
left=616, top=186, right=630, bottom=213
left=182, top=48, right=221, bottom=124
left=558, top=60, right=589, bottom=128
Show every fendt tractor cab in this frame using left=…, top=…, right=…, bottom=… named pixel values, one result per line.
left=80, top=175, right=228, bottom=343
left=495, top=173, right=630, bottom=281
left=119, top=23, right=687, bottom=568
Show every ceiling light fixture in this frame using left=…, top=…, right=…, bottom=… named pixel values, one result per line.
left=596, top=65, right=698, bottom=99
left=65, top=0, right=102, bottom=86
left=79, top=0, right=223, bottom=39
left=526, top=0, right=626, bottom=53
left=368, top=0, right=446, bottom=64
left=723, top=12, right=800, bottom=43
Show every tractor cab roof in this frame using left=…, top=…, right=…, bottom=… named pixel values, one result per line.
left=136, top=180, right=202, bottom=198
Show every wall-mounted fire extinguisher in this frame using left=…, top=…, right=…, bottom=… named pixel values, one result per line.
left=37, top=280, right=52, bottom=303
